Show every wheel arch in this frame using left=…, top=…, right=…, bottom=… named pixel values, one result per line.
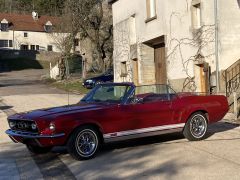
left=65, top=123, right=104, bottom=145
left=186, top=110, right=209, bottom=123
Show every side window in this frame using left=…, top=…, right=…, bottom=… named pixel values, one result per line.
left=133, top=85, right=175, bottom=103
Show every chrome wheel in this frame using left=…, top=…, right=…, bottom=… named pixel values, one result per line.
left=190, top=114, right=207, bottom=138
left=75, top=129, right=98, bottom=158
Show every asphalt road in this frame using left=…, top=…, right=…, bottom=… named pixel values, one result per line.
left=0, top=69, right=66, bottom=96
left=1, top=70, right=240, bottom=179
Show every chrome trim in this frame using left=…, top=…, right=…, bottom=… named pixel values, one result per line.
left=104, top=123, right=185, bottom=139
left=7, top=118, right=34, bottom=122
left=103, top=123, right=185, bottom=143
left=104, top=127, right=183, bottom=143
left=5, top=129, right=65, bottom=138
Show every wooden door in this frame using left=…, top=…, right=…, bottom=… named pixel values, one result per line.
left=199, top=64, right=210, bottom=93
left=154, top=45, right=167, bottom=84
left=132, top=59, right=139, bottom=85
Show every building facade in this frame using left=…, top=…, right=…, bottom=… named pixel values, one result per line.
left=0, top=12, right=70, bottom=53
left=110, top=0, right=240, bottom=93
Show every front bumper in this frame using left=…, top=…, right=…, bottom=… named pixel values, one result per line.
left=6, top=129, right=65, bottom=138
left=6, top=129, right=66, bottom=147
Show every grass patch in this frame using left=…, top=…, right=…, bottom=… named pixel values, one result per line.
left=0, top=58, right=50, bottom=70
left=44, top=78, right=89, bottom=94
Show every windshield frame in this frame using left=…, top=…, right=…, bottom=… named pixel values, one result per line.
left=81, top=83, right=135, bottom=105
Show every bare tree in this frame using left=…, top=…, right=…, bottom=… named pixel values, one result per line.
left=65, top=0, right=113, bottom=73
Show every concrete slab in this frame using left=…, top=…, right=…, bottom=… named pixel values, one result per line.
left=2, top=94, right=82, bottom=113
left=0, top=111, right=11, bottom=144
left=0, top=160, right=20, bottom=180
left=0, top=143, right=44, bottom=180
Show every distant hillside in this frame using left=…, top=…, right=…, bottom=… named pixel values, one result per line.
left=0, top=0, right=64, bottom=16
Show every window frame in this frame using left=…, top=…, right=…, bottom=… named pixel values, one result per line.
left=20, top=44, right=29, bottom=50
left=24, top=32, right=28, bottom=37
left=9, top=40, right=13, bottom=47
left=30, top=45, right=35, bottom=51
left=120, top=61, right=127, bottom=77
left=145, top=0, right=157, bottom=23
left=0, top=23, right=8, bottom=31
left=0, top=40, right=9, bottom=47
left=36, top=45, right=40, bottom=51
left=191, top=2, right=202, bottom=29
left=45, top=25, right=53, bottom=33
left=47, top=45, right=53, bottom=51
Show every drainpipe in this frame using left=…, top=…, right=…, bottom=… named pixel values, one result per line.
left=12, top=30, right=15, bottom=50
left=214, top=0, right=220, bottom=93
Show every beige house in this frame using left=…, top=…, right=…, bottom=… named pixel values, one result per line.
left=0, top=12, right=75, bottom=53
left=109, top=0, right=240, bottom=94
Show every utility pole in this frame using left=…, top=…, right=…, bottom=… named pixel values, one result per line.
left=214, top=0, right=220, bottom=93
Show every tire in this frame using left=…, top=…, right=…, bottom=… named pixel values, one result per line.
left=67, top=126, right=100, bottom=160
left=183, top=112, right=208, bottom=141
left=26, top=144, right=52, bottom=154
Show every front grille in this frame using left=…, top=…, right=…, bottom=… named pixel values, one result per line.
left=8, top=119, right=38, bottom=133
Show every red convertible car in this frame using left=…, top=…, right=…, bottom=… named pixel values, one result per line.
left=6, top=83, right=228, bottom=160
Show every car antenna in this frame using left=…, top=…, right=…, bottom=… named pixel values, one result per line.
left=65, top=58, right=70, bottom=107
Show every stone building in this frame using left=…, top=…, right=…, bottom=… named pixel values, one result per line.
left=109, top=0, right=240, bottom=94
left=0, top=12, right=74, bottom=53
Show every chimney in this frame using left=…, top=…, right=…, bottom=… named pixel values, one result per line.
left=32, top=11, right=38, bottom=20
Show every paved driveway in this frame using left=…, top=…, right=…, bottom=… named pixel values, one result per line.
left=1, top=70, right=240, bottom=179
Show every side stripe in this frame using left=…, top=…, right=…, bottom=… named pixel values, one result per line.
left=103, top=123, right=185, bottom=139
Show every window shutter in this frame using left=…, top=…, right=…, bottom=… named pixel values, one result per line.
left=146, top=0, right=151, bottom=18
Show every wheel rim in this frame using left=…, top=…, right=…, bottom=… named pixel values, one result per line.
left=190, top=114, right=207, bottom=138
left=75, top=129, right=98, bottom=157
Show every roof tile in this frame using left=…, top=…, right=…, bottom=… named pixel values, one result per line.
left=0, top=13, right=59, bottom=32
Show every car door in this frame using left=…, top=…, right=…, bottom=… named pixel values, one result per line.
left=121, top=98, right=174, bottom=131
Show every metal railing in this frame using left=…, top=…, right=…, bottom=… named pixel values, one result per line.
left=225, top=59, right=240, bottom=97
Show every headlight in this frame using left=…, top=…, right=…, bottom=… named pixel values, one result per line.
left=31, top=123, right=37, bottom=130
left=9, top=121, right=16, bottom=128
left=49, top=122, right=55, bottom=131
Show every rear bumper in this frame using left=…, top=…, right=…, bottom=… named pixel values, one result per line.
left=6, top=129, right=66, bottom=147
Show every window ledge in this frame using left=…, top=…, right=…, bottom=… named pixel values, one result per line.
left=145, top=15, right=157, bottom=23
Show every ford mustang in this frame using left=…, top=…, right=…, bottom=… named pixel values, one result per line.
left=6, top=83, right=229, bottom=160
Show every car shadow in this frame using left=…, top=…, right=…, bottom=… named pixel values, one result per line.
left=50, top=121, right=239, bottom=157
left=205, top=121, right=239, bottom=139
left=101, top=132, right=184, bottom=152
left=51, top=133, right=185, bottom=156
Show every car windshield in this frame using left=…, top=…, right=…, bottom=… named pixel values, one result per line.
left=81, top=84, right=132, bottom=104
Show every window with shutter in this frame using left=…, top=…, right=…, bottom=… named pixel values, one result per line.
left=146, top=0, right=157, bottom=21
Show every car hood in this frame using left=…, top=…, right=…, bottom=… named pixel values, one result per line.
left=87, top=75, right=104, bottom=81
left=9, top=103, right=107, bottom=120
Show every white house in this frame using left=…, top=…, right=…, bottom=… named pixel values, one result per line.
left=109, top=0, right=240, bottom=94
left=0, top=12, right=68, bottom=52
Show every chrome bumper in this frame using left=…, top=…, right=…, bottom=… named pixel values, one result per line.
left=5, top=129, right=65, bottom=139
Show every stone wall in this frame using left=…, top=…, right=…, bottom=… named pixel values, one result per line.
left=0, top=49, right=60, bottom=62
